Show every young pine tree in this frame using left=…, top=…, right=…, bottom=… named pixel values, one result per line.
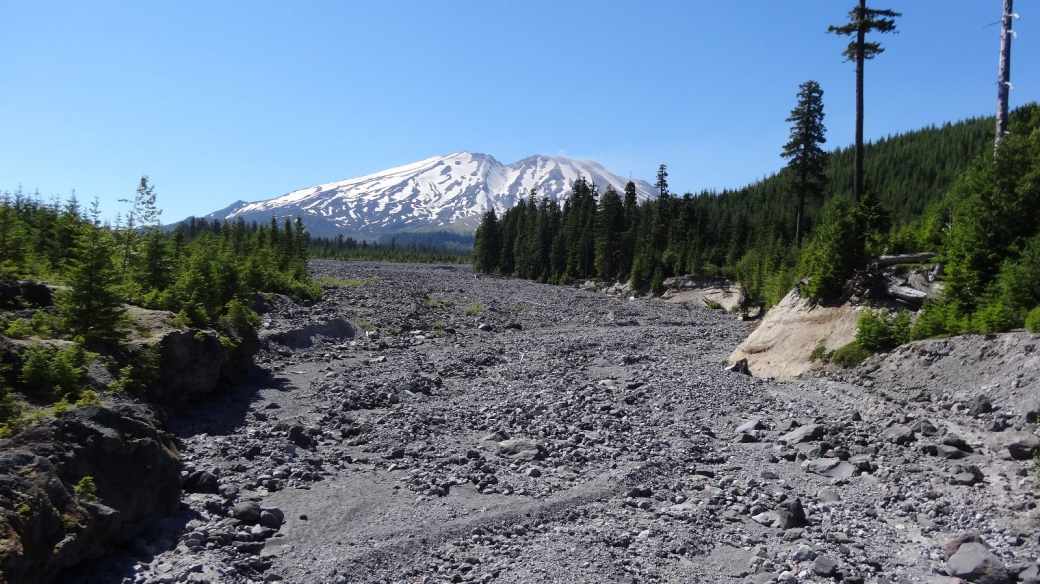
left=56, top=198, right=129, bottom=345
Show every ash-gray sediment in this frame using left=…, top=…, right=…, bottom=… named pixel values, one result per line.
left=70, top=260, right=1040, bottom=584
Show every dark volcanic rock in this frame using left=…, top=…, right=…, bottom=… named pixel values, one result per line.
left=0, top=405, right=180, bottom=584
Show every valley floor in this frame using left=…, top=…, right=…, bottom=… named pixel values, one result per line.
left=69, top=260, right=1040, bottom=584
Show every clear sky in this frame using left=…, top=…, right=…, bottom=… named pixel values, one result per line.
left=1, top=1, right=1037, bottom=223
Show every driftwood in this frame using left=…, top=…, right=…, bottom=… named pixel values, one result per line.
left=872, top=252, right=938, bottom=268
left=886, top=285, right=929, bottom=307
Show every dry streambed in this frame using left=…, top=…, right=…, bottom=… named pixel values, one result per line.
left=70, top=261, right=1040, bottom=584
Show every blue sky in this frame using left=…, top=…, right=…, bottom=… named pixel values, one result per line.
left=1, top=1, right=1037, bottom=223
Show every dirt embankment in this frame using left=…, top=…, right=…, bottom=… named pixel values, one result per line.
left=729, top=286, right=865, bottom=380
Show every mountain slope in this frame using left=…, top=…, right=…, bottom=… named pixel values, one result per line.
left=199, top=152, right=656, bottom=238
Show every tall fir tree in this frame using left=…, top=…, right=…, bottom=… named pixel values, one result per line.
left=781, top=80, right=828, bottom=246
left=828, top=1, right=900, bottom=207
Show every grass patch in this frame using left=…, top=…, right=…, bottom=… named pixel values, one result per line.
left=423, top=298, right=454, bottom=309
left=352, top=318, right=375, bottom=332
left=808, top=340, right=829, bottom=364
left=320, top=276, right=379, bottom=288
left=462, top=302, right=487, bottom=317
left=432, top=321, right=446, bottom=330
left=706, top=300, right=723, bottom=310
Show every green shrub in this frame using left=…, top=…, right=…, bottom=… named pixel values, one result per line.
left=169, top=310, right=192, bottom=328
left=0, top=389, right=25, bottom=437
left=52, top=397, right=69, bottom=416
left=971, top=300, right=1018, bottom=334
left=911, top=300, right=968, bottom=339
left=107, top=346, right=159, bottom=394
left=179, top=300, right=210, bottom=328
left=29, top=311, right=60, bottom=338
left=650, top=268, right=665, bottom=296
left=74, top=390, right=101, bottom=407
left=19, top=345, right=86, bottom=396
left=831, top=342, right=871, bottom=368
left=4, top=318, right=34, bottom=339
left=219, top=299, right=261, bottom=336
left=808, top=340, right=828, bottom=363
left=463, top=302, right=487, bottom=316
left=856, top=310, right=912, bottom=353
left=800, top=197, right=858, bottom=301
left=73, top=476, right=98, bottom=501
left=706, top=300, right=723, bottom=310
left=1026, top=307, right=1040, bottom=333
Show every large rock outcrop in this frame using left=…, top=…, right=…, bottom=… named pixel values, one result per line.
left=0, top=405, right=180, bottom=584
left=124, top=306, right=260, bottom=404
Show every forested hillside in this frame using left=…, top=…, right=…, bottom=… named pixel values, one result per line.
left=0, top=183, right=321, bottom=433
left=474, top=103, right=1040, bottom=342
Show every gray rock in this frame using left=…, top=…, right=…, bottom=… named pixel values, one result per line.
left=936, top=444, right=967, bottom=459
left=233, top=501, right=262, bottom=523
left=780, top=424, right=823, bottom=444
left=183, top=470, right=220, bottom=494
left=735, top=419, right=764, bottom=433
left=817, top=487, right=841, bottom=502
left=882, top=425, right=915, bottom=445
left=495, top=439, right=547, bottom=462
left=806, top=458, right=856, bottom=479
left=811, top=555, right=838, bottom=577
left=259, top=510, right=283, bottom=529
left=1005, top=435, right=1039, bottom=460
left=947, top=542, right=1010, bottom=583
left=951, top=472, right=978, bottom=486
left=945, top=532, right=989, bottom=561
left=792, top=545, right=815, bottom=562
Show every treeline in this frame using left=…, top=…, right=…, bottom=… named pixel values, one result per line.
left=472, top=110, right=1001, bottom=306
left=1, top=180, right=321, bottom=341
left=310, top=234, right=471, bottom=264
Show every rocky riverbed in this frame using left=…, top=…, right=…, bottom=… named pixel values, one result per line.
left=67, top=260, right=1040, bottom=584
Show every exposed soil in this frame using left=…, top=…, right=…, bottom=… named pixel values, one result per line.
left=66, top=261, right=1040, bottom=584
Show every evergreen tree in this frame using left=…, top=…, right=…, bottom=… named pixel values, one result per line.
left=595, top=186, right=625, bottom=280
left=118, top=176, right=161, bottom=278
left=828, top=1, right=900, bottom=206
left=655, top=164, right=669, bottom=199
left=472, top=209, right=501, bottom=273
left=56, top=198, right=128, bottom=345
left=781, top=80, right=828, bottom=246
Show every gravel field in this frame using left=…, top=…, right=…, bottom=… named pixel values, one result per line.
left=68, top=260, right=1040, bottom=584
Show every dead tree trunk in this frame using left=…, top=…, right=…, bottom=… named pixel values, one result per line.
left=995, top=0, right=1014, bottom=153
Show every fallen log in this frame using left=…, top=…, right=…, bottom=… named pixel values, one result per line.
left=887, top=284, right=929, bottom=306
left=872, top=252, right=938, bottom=268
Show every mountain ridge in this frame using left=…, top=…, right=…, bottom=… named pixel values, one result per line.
left=194, top=152, right=656, bottom=238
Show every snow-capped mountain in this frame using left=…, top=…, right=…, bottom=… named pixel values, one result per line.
left=199, top=152, right=657, bottom=238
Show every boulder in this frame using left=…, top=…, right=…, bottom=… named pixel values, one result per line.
left=233, top=501, right=262, bottom=522
left=0, top=280, right=54, bottom=308
left=0, top=405, right=180, bottom=584
left=947, top=542, right=1010, bottom=584
left=882, top=425, right=916, bottom=445
left=495, top=439, right=547, bottom=462
left=144, top=323, right=259, bottom=404
left=806, top=458, right=857, bottom=479
left=183, top=470, right=220, bottom=494
left=780, top=424, right=824, bottom=444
